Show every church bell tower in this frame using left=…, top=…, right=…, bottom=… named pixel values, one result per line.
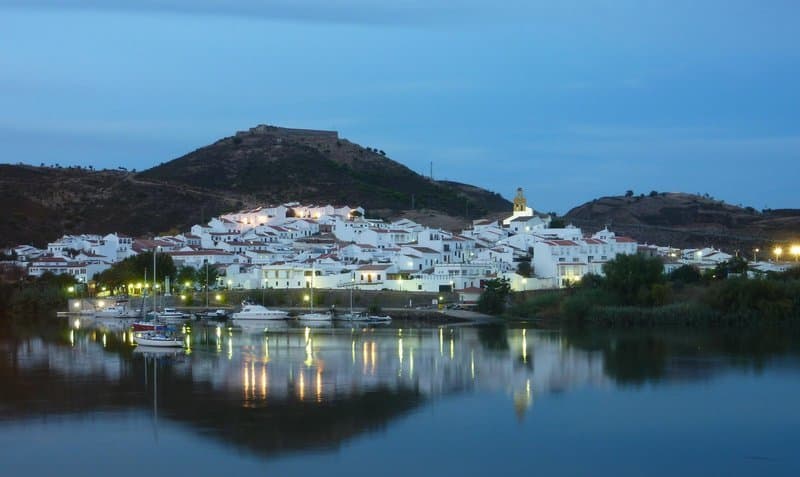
left=513, top=187, right=528, bottom=213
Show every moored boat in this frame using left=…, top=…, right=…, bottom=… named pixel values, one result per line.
left=133, top=331, right=184, bottom=348
left=298, top=311, right=333, bottom=322
left=94, top=300, right=140, bottom=319
left=232, top=304, right=288, bottom=321
left=132, top=321, right=167, bottom=332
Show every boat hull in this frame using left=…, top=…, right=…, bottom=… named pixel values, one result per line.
left=232, top=313, right=288, bottom=321
left=298, top=313, right=332, bottom=322
left=133, top=333, right=184, bottom=348
left=132, top=322, right=167, bottom=331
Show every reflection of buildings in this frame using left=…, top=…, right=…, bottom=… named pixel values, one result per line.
left=0, top=320, right=624, bottom=458
left=7, top=321, right=609, bottom=423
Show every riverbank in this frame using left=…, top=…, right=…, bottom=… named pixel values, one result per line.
left=505, top=268, right=800, bottom=326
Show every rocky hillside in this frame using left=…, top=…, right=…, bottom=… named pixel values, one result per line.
left=564, top=192, right=800, bottom=249
left=139, top=125, right=509, bottom=215
left=0, top=165, right=241, bottom=248
left=0, top=125, right=511, bottom=247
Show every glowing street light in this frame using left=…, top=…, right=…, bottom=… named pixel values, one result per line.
left=774, top=247, right=783, bottom=261
left=67, top=286, right=75, bottom=293
left=791, top=245, right=800, bottom=262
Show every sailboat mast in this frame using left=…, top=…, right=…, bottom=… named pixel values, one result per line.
left=153, top=246, right=157, bottom=315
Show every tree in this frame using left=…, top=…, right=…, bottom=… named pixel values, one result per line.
left=516, top=260, right=532, bottom=278
left=176, top=266, right=197, bottom=288
left=477, top=278, right=511, bottom=315
left=649, top=190, right=658, bottom=197
left=94, top=251, right=176, bottom=293
left=602, top=254, right=665, bottom=305
left=712, top=257, right=748, bottom=280
left=197, top=263, right=220, bottom=290
left=625, top=190, right=634, bottom=198
left=669, top=265, right=701, bottom=284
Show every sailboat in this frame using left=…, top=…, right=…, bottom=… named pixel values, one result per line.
left=298, top=265, right=332, bottom=322
left=134, top=247, right=184, bottom=348
left=132, top=268, right=166, bottom=331
left=334, top=274, right=368, bottom=321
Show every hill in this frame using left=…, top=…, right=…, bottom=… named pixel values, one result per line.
left=564, top=192, right=800, bottom=249
left=138, top=125, right=509, bottom=215
left=0, top=165, right=242, bottom=248
left=0, top=125, right=511, bottom=247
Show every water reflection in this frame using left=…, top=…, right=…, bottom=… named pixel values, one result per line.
left=2, top=319, right=800, bottom=459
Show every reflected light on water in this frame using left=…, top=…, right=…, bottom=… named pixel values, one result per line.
left=243, top=363, right=250, bottom=397
left=522, top=329, right=527, bottom=364
left=398, top=338, right=403, bottom=365
left=298, top=370, right=305, bottom=402
left=69, top=329, right=74, bottom=346
left=316, top=369, right=322, bottom=403
left=304, top=338, right=313, bottom=367
left=439, top=328, right=443, bottom=356
left=102, top=333, right=106, bottom=348
left=261, top=365, right=268, bottom=401
left=371, top=342, right=376, bottom=374
left=471, top=351, right=475, bottom=380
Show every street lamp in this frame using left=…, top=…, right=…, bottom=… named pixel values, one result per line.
left=774, top=247, right=783, bottom=261
left=791, top=245, right=800, bottom=262
left=753, top=248, right=760, bottom=262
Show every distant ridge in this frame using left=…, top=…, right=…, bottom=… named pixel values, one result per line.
left=564, top=192, right=800, bottom=249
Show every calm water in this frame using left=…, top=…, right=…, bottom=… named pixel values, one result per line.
left=2, top=317, right=800, bottom=476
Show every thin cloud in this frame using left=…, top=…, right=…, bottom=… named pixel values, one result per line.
left=0, top=0, right=522, bottom=26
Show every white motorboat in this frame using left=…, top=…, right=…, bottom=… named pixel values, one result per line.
left=133, top=331, right=184, bottom=348
left=232, top=304, right=288, bottom=321
left=298, top=311, right=333, bottom=322
left=95, top=300, right=140, bottom=319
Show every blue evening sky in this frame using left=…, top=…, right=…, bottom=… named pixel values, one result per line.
left=1, top=1, right=798, bottom=213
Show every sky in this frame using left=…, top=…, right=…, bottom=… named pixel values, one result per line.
left=1, top=0, right=798, bottom=214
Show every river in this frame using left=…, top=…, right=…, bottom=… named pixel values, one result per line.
left=1, top=317, right=799, bottom=476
